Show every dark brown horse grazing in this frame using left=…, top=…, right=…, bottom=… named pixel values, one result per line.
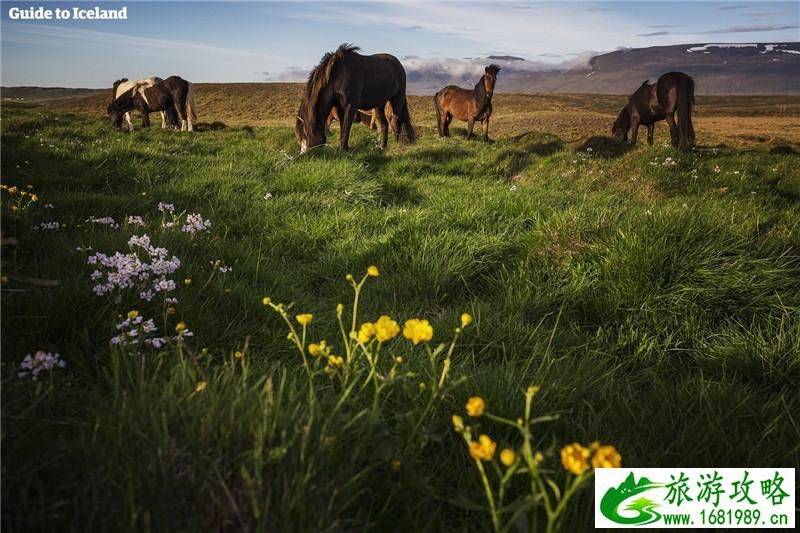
left=295, top=44, right=415, bottom=152
left=612, top=72, right=695, bottom=149
left=107, top=76, right=196, bottom=131
left=434, top=65, right=500, bottom=141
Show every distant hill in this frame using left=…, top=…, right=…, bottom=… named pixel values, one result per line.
left=405, top=43, right=800, bottom=95
left=1, top=86, right=107, bottom=102
left=2, top=43, right=798, bottom=102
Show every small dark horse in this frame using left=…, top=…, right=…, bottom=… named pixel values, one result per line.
left=434, top=65, right=500, bottom=141
left=327, top=102, right=397, bottom=134
left=107, top=76, right=193, bottom=131
left=295, top=44, right=415, bottom=152
left=612, top=72, right=695, bottom=149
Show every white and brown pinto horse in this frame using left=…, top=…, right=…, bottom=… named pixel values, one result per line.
left=110, top=77, right=197, bottom=132
left=107, top=76, right=197, bottom=132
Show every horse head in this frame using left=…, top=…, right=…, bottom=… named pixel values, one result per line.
left=483, top=65, right=501, bottom=97
left=107, top=102, right=124, bottom=129
left=611, top=107, right=631, bottom=143
left=294, top=107, right=325, bottom=154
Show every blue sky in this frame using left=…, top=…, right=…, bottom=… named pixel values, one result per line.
left=1, top=1, right=798, bottom=87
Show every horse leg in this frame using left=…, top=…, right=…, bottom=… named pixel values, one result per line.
left=340, top=105, right=356, bottom=151
left=443, top=113, right=452, bottom=137
left=482, top=117, right=490, bottom=142
left=466, top=118, right=475, bottom=140
left=375, top=107, right=389, bottom=149
left=630, top=117, right=640, bottom=145
left=160, top=112, right=167, bottom=129
left=665, top=112, right=679, bottom=148
left=125, top=112, right=134, bottom=133
left=647, top=124, right=655, bottom=145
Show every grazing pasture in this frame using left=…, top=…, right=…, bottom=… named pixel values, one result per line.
left=2, top=88, right=799, bottom=531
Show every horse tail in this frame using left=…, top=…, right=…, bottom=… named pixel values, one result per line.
left=434, top=92, right=442, bottom=136
left=397, top=98, right=415, bottom=144
left=186, top=82, right=198, bottom=127
left=677, top=74, right=693, bottom=148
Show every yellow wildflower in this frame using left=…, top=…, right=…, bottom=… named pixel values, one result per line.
left=327, top=355, right=344, bottom=367
left=127, top=310, right=139, bottom=319
left=367, top=265, right=380, bottom=277
left=466, top=396, right=485, bottom=417
left=30, top=194, right=39, bottom=202
left=533, top=451, right=544, bottom=466
left=308, top=341, right=326, bottom=356
left=561, top=443, right=590, bottom=475
left=591, top=445, right=622, bottom=469
left=175, top=322, right=187, bottom=333
left=500, top=448, right=516, bottom=467
left=374, top=315, right=399, bottom=342
left=336, top=303, right=344, bottom=316
left=184, top=278, right=192, bottom=286
left=0, top=275, right=8, bottom=283
left=358, top=322, right=375, bottom=344
left=166, top=307, right=176, bottom=315
left=296, top=314, right=313, bottom=327
left=527, top=385, right=541, bottom=396
left=195, top=381, right=207, bottom=393
left=468, top=434, right=497, bottom=461
left=460, top=313, right=473, bottom=327
left=8, top=186, right=17, bottom=194
left=345, top=273, right=354, bottom=282
left=452, top=415, right=464, bottom=431
left=234, top=351, right=244, bottom=359
left=403, top=318, right=433, bottom=345
left=390, top=459, right=401, bottom=471
left=395, top=356, right=403, bottom=364
left=262, top=296, right=271, bottom=306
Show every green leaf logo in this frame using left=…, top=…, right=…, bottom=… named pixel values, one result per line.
left=600, top=472, right=664, bottom=525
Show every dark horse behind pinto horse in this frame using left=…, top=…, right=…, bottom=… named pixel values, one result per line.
left=107, top=76, right=196, bottom=131
left=612, top=71, right=695, bottom=150
left=295, top=44, right=415, bottom=152
left=434, top=64, right=500, bottom=141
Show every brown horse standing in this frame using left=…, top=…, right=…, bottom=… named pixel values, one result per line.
left=612, top=72, right=695, bottom=149
left=295, top=44, right=415, bottom=152
left=434, top=65, right=500, bottom=141
left=326, top=102, right=396, bottom=134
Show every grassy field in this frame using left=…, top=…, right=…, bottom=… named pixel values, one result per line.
left=2, top=90, right=799, bottom=532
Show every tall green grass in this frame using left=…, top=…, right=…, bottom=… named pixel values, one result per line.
left=2, top=105, right=799, bottom=531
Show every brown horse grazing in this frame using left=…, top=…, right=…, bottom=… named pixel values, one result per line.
left=612, top=72, right=695, bottom=149
left=434, top=65, right=500, bottom=141
left=107, top=76, right=196, bottom=131
left=327, top=107, right=373, bottom=129
left=327, top=102, right=397, bottom=134
left=295, top=44, right=415, bottom=152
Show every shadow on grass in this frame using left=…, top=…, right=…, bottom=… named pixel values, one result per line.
left=577, top=136, right=635, bottom=159
left=195, top=121, right=228, bottom=132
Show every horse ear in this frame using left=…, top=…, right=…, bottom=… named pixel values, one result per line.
left=485, top=66, right=490, bottom=73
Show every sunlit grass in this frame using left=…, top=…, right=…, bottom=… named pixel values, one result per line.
left=2, top=104, right=799, bottom=531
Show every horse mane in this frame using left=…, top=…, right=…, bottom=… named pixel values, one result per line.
left=111, top=78, right=129, bottom=98
left=486, top=64, right=501, bottom=75
left=300, top=43, right=360, bottom=125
